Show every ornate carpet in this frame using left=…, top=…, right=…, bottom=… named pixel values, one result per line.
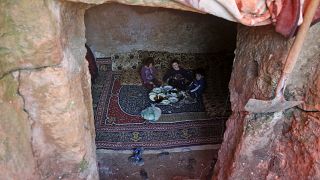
left=119, top=85, right=206, bottom=115
left=93, top=58, right=227, bottom=150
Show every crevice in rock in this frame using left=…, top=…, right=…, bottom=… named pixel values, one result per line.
left=15, top=70, right=41, bottom=177
left=0, top=64, right=61, bottom=81
left=296, top=106, right=320, bottom=112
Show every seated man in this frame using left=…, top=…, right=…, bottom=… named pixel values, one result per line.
left=162, top=59, right=192, bottom=90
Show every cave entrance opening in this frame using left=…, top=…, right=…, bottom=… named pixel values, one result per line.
left=84, top=2, right=237, bottom=178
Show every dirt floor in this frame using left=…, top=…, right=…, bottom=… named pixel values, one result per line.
left=97, top=148, right=219, bottom=180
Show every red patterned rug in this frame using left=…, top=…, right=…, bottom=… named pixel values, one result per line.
left=92, top=59, right=227, bottom=150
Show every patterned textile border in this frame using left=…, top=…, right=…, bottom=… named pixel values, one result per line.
left=93, top=59, right=227, bottom=149
left=96, top=118, right=226, bottom=149
left=158, top=112, right=208, bottom=123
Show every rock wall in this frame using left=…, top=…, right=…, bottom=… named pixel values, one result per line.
left=0, top=73, right=39, bottom=179
left=0, top=0, right=98, bottom=179
left=85, top=3, right=237, bottom=56
left=214, top=24, right=320, bottom=179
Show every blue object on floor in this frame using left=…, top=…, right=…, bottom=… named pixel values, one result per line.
left=128, top=147, right=144, bottom=166
left=141, top=104, right=162, bottom=122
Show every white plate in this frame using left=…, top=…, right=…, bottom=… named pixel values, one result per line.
left=149, top=94, right=156, bottom=101
left=152, top=88, right=162, bottom=93
left=168, top=97, right=178, bottom=103
left=149, top=92, right=156, bottom=96
left=160, top=100, right=170, bottom=105
left=168, top=92, right=177, bottom=97
left=163, top=85, right=173, bottom=91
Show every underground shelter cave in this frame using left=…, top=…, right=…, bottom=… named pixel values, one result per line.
left=1, top=0, right=320, bottom=179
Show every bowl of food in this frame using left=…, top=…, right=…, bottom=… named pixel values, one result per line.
left=163, top=85, right=173, bottom=91
left=168, top=97, right=179, bottom=103
left=160, top=99, right=170, bottom=105
left=154, top=94, right=165, bottom=103
left=168, top=92, right=177, bottom=97
left=152, top=87, right=162, bottom=94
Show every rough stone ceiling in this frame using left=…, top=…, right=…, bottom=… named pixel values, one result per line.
left=72, top=0, right=320, bottom=37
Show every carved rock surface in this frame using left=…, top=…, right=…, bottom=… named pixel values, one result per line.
left=1, top=0, right=98, bottom=179
left=214, top=24, right=320, bottom=179
left=0, top=0, right=62, bottom=78
left=0, top=73, right=39, bottom=179
left=85, top=3, right=237, bottom=56
left=19, top=65, right=98, bottom=179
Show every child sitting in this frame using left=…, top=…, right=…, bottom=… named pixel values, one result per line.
left=140, top=57, right=161, bottom=90
left=188, top=68, right=205, bottom=99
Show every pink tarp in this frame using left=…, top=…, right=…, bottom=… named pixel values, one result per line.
left=176, top=0, right=320, bottom=37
